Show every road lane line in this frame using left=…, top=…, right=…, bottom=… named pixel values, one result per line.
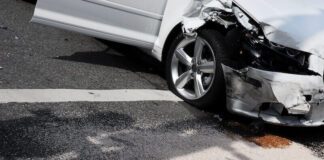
left=0, top=89, right=182, bottom=103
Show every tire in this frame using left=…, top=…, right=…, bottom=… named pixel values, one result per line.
left=166, top=29, right=226, bottom=110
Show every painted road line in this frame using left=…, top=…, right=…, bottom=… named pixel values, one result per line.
left=0, top=89, right=182, bottom=103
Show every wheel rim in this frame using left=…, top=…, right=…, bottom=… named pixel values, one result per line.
left=171, top=37, right=216, bottom=100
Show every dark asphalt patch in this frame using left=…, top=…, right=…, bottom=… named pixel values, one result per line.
left=0, top=109, right=134, bottom=159
left=0, top=102, right=220, bottom=159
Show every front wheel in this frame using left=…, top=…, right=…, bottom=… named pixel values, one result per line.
left=166, top=29, right=226, bottom=109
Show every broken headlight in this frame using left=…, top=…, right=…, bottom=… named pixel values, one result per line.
left=242, top=33, right=313, bottom=75
left=221, top=5, right=315, bottom=75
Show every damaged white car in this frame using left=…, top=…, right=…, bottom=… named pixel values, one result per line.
left=32, top=0, right=324, bottom=126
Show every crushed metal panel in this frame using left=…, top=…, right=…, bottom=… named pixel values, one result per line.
left=182, top=0, right=234, bottom=36
left=223, top=64, right=324, bottom=126
left=232, top=6, right=253, bottom=31
left=233, top=0, right=324, bottom=58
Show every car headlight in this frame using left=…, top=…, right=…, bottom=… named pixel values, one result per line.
left=242, top=35, right=313, bottom=75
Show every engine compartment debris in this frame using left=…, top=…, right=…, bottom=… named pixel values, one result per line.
left=183, top=0, right=320, bottom=75
left=182, top=0, right=324, bottom=126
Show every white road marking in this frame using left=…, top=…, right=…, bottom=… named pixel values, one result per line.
left=0, top=89, right=182, bottom=103
left=101, top=146, right=124, bottom=153
left=86, top=130, right=134, bottom=145
left=179, top=129, right=198, bottom=137
left=86, top=136, right=103, bottom=145
left=49, top=151, right=78, bottom=160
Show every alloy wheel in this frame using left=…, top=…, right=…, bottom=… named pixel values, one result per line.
left=171, top=37, right=216, bottom=100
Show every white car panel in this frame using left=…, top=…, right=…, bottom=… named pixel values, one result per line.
left=152, top=0, right=198, bottom=60
left=32, top=0, right=167, bottom=48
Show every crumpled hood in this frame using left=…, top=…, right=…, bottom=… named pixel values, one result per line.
left=234, top=0, right=324, bottom=58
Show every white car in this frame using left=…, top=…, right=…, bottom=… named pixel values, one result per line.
left=32, top=0, right=324, bottom=126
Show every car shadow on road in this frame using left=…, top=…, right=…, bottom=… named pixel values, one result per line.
left=21, top=0, right=36, bottom=5
left=21, top=0, right=37, bottom=4
left=55, top=40, right=164, bottom=77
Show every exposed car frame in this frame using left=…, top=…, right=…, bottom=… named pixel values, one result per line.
left=32, top=0, right=324, bottom=126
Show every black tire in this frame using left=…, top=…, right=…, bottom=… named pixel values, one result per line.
left=166, top=29, right=227, bottom=110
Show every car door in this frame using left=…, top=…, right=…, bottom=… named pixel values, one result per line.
left=32, top=0, right=167, bottom=48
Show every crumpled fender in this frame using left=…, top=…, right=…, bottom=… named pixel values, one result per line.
left=182, top=0, right=234, bottom=36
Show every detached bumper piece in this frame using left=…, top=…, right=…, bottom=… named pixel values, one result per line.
left=223, top=65, right=324, bottom=126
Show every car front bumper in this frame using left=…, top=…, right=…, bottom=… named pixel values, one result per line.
left=223, top=65, right=324, bottom=127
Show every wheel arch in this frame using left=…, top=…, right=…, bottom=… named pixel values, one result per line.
left=161, top=22, right=228, bottom=66
left=161, top=23, right=183, bottom=66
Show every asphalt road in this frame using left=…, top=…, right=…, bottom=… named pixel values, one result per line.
left=1, top=0, right=324, bottom=159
